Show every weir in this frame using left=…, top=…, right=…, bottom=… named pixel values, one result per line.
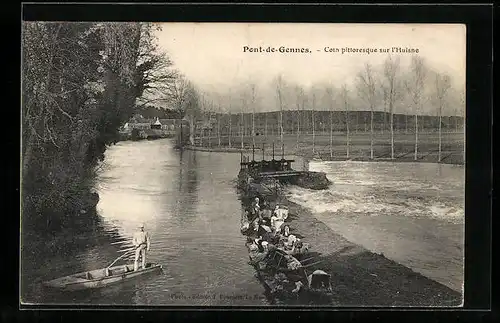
left=238, top=143, right=331, bottom=192
left=239, top=143, right=303, bottom=181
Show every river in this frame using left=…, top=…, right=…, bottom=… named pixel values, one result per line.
left=286, top=160, right=464, bottom=293
left=21, top=138, right=464, bottom=305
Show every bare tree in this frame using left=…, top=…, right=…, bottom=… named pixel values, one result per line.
left=341, top=84, right=351, bottom=159
left=217, top=101, right=221, bottom=147
left=264, top=111, right=268, bottom=138
left=459, top=88, right=465, bottom=164
left=227, top=91, right=232, bottom=148
left=198, top=92, right=206, bottom=146
left=240, top=95, right=246, bottom=150
left=311, top=89, right=316, bottom=156
left=275, top=75, right=285, bottom=156
left=434, top=73, right=452, bottom=162
left=295, top=85, right=304, bottom=152
left=325, top=87, right=335, bottom=158
left=250, top=83, right=257, bottom=149
left=457, top=88, right=465, bottom=133
left=382, top=56, right=402, bottom=159
left=356, top=63, right=378, bottom=159
left=405, top=55, right=428, bottom=161
left=207, top=100, right=213, bottom=148
left=134, top=23, right=178, bottom=108
left=181, top=81, right=202, bottom=146
left=168, top=74, right=189, bottom=113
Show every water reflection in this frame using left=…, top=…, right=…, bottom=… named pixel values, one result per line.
left=93, top=140, right=265, bottom=305
left=174, top=149, right=200, bottom=227
left=23, top=140, right=306, bottom=306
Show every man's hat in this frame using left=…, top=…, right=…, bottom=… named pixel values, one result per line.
left=139, top=223, right=145, bottom=228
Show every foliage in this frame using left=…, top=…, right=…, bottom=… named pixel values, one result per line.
left=21, top=22, right=167, bottom=234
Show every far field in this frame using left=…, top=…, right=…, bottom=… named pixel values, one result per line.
left=192, top=130, right=465, bottom=165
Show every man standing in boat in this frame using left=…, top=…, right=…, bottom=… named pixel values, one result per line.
left=133, top=223, right=151, bottom=271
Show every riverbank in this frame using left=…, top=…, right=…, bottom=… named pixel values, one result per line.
left=184, top=145, right=262, bottom=154
left=272, top=195, right=462, bottom=306
left=182, top=130, right=464, bottom=165
left=183, top=143, right=463, bottom=165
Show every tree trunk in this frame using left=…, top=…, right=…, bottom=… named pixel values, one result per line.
left=370, top=109, right=374, bottom=159
left=228, top=111, right=232, bottom=148
left=382, top=103, right=387, bottom=134
left=252, top=109, right=255, bottom=149
left=217, top=112, right=221, bottom=147
left=312, top=95, right=316, bottom=156
left=438, top=112, right=442, bottom=162
left=346, top=102, right=350, bottom=159
left=390, top=109, right=394, bottom=159
left=240, top=106, right=244, bottom=149
left=462, top=108, right=465, bottom=164
left=279, top=96, right=283, bottom=157
left=208, top=121, right=212, bottom=148
left=414, top=114, right=418, bottom=161
left=265, top=113, right=268, bottom=137
left=189, top=117, right=195, bottom=145
left=330, top=109, right=333, bottom=158
left=296, top=107, right=300, bottom=152
left=356, top=113, right=359, bottom=133
left=23, top=24, right=61, bottom=179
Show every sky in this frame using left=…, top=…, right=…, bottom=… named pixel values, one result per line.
left=156, top=23, right=466, bottom=115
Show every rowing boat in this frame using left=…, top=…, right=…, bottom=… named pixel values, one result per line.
left=42, top=262, right=162, bottom=291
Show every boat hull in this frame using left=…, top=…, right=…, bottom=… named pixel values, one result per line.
left=42, top=263, right=162, bottom=291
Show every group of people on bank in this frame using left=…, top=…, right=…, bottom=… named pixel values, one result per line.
left=242, top=197, right=307, bottom=257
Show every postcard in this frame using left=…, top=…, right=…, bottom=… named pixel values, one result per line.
left=21, top=22, right=465, bottom=307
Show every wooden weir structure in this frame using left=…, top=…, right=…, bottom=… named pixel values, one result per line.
left=240, top=143, right=305, bottom=180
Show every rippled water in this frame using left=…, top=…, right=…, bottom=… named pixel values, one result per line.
left=22, top=139, right=464, bottom=305
left=24, top=139, right=272, bottom=305
left=286, top=161, right=464, bottom=292
left=96, top=140, right=275, bottom=305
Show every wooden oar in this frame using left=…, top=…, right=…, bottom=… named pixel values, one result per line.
left=302, top=260, right=324, bottom=268
left=107, top=249, right=136, bottom=269
left=298, top=256, right=316, bottom=264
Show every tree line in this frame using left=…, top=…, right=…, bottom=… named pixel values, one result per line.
left=21, top=22, right=200, bottom=234
left=194, top=55, right=464, bottom=161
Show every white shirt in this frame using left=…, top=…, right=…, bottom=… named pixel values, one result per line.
left=133, top=230, right=150, bottom=249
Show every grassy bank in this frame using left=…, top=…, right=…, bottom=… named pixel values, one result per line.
left=187, top=130, right=464, bottom=165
